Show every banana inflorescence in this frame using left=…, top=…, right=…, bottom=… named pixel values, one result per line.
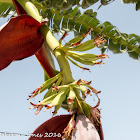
left=28, top=28, right=108, bottom=118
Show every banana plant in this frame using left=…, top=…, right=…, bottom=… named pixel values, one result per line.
left=0, top=0, right=139, bottom=140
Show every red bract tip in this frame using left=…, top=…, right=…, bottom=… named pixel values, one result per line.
left=30, top=102, right=38, bottom=107
left=71, top=40, right=81, bottom=46
left=97, top=91, right=101, bottom=94
left=83, top=80, right=92, bottom=85
left=81, top=67, right=91, bottom=72
left=67, top=98, right=74, bottom=103
left=0, top=15, right=47, bottom=71
left=95, top=61, right=103, bottom=65
left=83, top=28, right=93, bottom=37
left=93, top=95, right=100, bottom=109
left=52, top=110, right=57, bottom=116
left=44, top=105, right=52, bottom=112
left=60, top=30, right=68, bottom=41
left=76, top=79, right=82, bottom=86
left=27, top=87, right=41, bottom=100
left=85, top=89, right=92, bottom=96
left=71, top=28, right=93, bottom=47
left=32, top=87, right=41, bottom=94
left=52, top=83, right=60, bottom=91
left=98, top=54, right=109, bottom=59
left=82, top=94, right=86, bottom=99
left=35, top=106, right=43, bottom=115
left=52, top=86, right=59, bottom=91
left=91, top=87, right=101, bottom=94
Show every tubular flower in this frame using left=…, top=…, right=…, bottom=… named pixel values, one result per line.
left=62, top=116, right=76, bottom=139
left=0, top=15, right=47, bottom=71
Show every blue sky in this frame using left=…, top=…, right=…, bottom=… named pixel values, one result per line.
left=0, top=1, right=140, bottom=140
